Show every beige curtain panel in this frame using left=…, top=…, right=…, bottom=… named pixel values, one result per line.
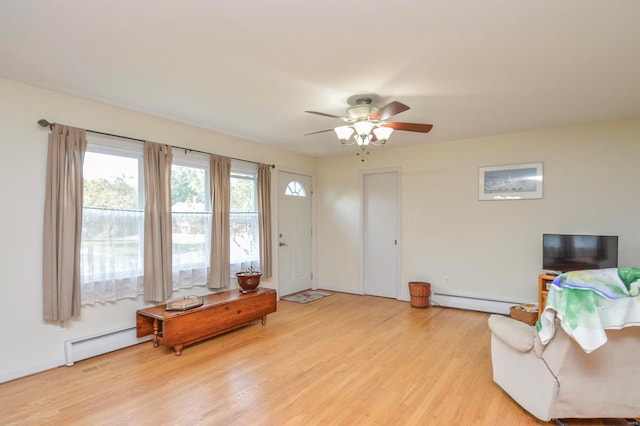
left=143, top=141, right=173, bottom=302
left=258, top=163, right=272, bottom=278
left=209, top=154, right=231, bottom=288
left=42, top=124, right=87, bottom=321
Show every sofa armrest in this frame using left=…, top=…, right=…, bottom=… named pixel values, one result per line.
left=488, top=314, right=536, bottom=353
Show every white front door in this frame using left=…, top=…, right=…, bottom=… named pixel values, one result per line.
left=278, top=171, right=313, bottom=297
left=363, top=170, right=399, bottom=298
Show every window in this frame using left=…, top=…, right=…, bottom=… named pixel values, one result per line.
left=81, top=141, right=262, bottom=299
left=171, top=151, right=211, bottom=288
left=81, top=135, right=144, bottom=304
left=285, top=180, right=306, bottom=197
left=230, top=161, right=260, bottom=274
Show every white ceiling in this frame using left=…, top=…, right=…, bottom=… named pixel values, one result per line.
left=2, top=1, right=640, bottom=157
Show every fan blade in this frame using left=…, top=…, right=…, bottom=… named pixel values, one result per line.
left=305, top=111, right=348, bottom=121
left=381, top=122, right=433, bottom=133
left=369, top=101, right=410, bottom=121
left=305, top=128, right=335, bottom=136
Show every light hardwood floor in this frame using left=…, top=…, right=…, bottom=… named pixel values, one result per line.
left=1, top=292, right=636, bottom=425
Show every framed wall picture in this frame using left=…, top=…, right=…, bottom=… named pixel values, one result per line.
left=478, top=162, right=543, bottom=201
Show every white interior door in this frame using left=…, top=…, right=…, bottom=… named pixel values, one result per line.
left=363, top=171, right=399, bottom=298
left=278, top=171, right=313, bottom=297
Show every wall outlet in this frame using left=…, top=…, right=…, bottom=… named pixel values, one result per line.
left=444, top=276, right=450, bottom=285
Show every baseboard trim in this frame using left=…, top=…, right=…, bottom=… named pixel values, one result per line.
left=0, top=357, right=65, bottom=384
left=431, top=292, right=521, bottom=315
left=2, top=328, right=151, bottom=384
left=318, top=287, right=522, bottom=315
left=64, top=326, right=151, bottom=366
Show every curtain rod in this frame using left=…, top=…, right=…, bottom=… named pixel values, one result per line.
left=37, top=119, right=275, bottom=169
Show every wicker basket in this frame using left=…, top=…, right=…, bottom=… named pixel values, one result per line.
left=510, top=304, right=538, bottom=326
left=408, top=282, right=431, bottom=308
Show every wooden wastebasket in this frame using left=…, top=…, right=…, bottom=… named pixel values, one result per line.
left=408, top=282, right=431, bottom=308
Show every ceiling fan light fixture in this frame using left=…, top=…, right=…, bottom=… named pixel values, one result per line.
left=347, top=104, right=377, bottom=121
left=334, top=125, right=354, bottom=144
left=305, top=96, right=432, bottom=161
left=372, top=126, right=393, bottom=145
left=356, top=133, right=372, bottom=146
left=352, top=120, right=375, bottom=136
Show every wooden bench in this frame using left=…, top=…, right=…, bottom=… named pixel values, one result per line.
left=136, top=288, right=277, bottom=355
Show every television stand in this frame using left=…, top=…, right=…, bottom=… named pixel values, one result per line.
left=538, top=274, right=556, bottom=318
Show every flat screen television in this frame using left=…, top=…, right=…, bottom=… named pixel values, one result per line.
left=542, top=233, right=618, bottom=273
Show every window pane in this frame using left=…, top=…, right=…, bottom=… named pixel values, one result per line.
left=230, top=172, right=259, bottom=268
left=171, top=162, right=210, bottom=288
left=81, top=149, right=144, bottom=304
left=83, top=152, right=140, bottom=209
left=285, top=180, right=306, bottom=197
left=230, top=175, right=255, bottom=212
left=171, top=165, right=207, bottom=211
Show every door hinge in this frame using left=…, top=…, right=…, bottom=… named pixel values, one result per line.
left=311, top=272, right=313, bottom=280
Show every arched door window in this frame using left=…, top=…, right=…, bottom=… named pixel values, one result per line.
left=285, top=180, right=306, bottom=197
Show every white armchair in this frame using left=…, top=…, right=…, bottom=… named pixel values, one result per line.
left=488, top=314, right=640, bottom=423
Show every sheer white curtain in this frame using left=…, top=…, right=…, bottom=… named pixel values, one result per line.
left=172, top=209, right=210, bottom=289
left=81, top=208, right=144, bottom=303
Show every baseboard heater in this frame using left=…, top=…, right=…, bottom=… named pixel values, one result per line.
left=431, top=292, right=521, bottom=315
left=64, top=326, right=151, bottom=366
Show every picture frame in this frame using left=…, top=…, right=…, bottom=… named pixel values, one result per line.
left=478, top=162, right=543, bottom=201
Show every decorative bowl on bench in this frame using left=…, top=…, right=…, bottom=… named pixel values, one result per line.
left=236, top=269, right=262, bottom=293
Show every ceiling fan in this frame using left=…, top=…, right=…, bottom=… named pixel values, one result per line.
left=305, top=96, right=433, bottom=159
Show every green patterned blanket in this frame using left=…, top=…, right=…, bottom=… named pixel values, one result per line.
left=537, top=267, right=640, bottom=352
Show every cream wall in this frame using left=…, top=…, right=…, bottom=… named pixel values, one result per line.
left=0, top=79, right=316, bottom=382
left=316, top=119, right=640, bottom=304
left=3, top=76, right=639, bottom=383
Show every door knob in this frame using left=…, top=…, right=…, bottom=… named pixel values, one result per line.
left=279, top=242, right=287, bottom=247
